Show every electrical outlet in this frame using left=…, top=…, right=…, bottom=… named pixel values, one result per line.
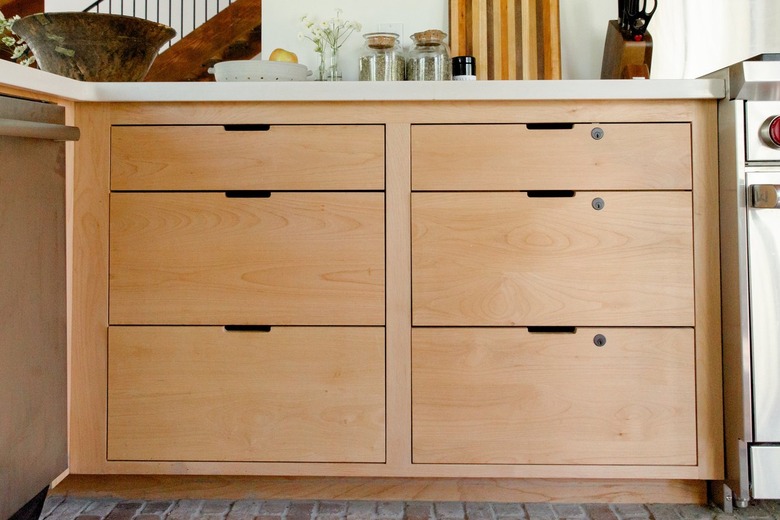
left=377, top=23, right=404, bottom=46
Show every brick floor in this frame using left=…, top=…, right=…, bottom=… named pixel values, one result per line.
left=38, top=497, right=780, bottom=520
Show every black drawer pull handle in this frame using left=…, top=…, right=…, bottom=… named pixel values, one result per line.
left=224, top=325, right=272, bottom=332
left=225, top=190, right=272, bottom=198
left=527, top=326, right=577, bottom=333
left=223, top=124, right=271, bottom=132
left=525, top=123, right=575, bottom=130
left=527, top=190, right=575, bottom=198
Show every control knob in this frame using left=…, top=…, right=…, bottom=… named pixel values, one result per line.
left=760, top=116, right=780, bottom=148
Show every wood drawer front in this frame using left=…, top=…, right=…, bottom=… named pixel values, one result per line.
left=111, top=125, right=385, bottom=191
left=412, top=327, right=697, bottom=465
left=110, top=192, right=384, bottom=325
left=411, top=123, right=691, bottom=191
left=108, top=326, right=385, bottom=462
left=412, top=192, right=693, bottom=326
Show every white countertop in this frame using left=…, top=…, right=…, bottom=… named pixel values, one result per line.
left=0, top=60, right=726, bottom=102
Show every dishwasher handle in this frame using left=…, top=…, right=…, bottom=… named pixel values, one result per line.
left=752, top=184, right=780, bottom=209
left=0, top=118, right=80, bottom=141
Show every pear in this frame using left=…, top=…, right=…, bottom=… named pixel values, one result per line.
left=269, top=48, right=298, bottom=63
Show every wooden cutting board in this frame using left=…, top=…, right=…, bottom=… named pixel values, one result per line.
left=449, top=0, right=561, bottom=80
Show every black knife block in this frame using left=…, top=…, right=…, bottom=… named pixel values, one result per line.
left=600, top=19, right=653, bottom=79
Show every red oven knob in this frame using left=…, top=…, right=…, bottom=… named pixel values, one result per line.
left=760, top=116, right=780, bottom=148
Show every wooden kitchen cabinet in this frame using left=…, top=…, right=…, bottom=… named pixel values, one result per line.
left=65, top=98, right=722, bottom=502
left=410, top=116, right=706, bottom=468
left=104, top=122, right=386, bottom=465
left=111, top=124, right=385, bottom=191
left=412, top=191, right=694, bottom=327
left=412, top=327, right=696, bottom=465
left=110, top=192, right=385, bottom=325
left=411, top=123, right=692, bottom=191
left=108, top=326, right=385, bottom=463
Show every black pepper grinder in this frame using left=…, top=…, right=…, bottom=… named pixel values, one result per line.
left=452, top=56, right=476, bottom=80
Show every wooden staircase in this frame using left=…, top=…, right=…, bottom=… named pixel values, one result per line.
left=0, top=0, right=43, bottom=17
left=144, top=0, right=262, bottom=82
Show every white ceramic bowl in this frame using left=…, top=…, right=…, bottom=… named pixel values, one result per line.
left=209, top=60, right=312, bottom=81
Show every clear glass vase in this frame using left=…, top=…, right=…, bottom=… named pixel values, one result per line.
left=319, top=45, right=342, bottom=81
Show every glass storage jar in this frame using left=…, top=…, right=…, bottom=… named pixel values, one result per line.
left=359, top=32, right=405, bottom=81
left=406, top=29, right=452, bottom=81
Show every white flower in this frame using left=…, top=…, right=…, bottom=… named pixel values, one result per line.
left=10, top=42, right=26, bottom=59
left=300, top=8, right=361, bottom=53
left=0, top=8, right=34, bottom=65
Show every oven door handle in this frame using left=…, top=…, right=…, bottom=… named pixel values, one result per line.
left=752, top=184, right=780, bottom=208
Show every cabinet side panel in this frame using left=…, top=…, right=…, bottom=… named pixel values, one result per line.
left=70, top=102, right=111, bottom=473
left=691, top=100, right=724, bottom=479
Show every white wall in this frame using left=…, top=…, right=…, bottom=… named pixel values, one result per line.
left=560, top=0, right=780, bottom=80
left=559, top=0, right=612, bottom=79
left=261, top=0, right=447, bottom=81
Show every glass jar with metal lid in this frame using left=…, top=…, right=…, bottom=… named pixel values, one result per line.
left=406, top=29, right=452, bottom=81
left=359, top=32, right=405, bottom=81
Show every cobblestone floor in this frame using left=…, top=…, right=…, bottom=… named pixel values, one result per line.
left=38, top=496, right=780, bottom=520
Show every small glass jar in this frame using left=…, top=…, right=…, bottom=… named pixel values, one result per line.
left=359, top=32, right=405, bottom=81
left=406, top=29, right=452, bottom=81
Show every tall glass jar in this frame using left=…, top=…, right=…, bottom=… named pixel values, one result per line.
left=406, top=29, right=452, bottom=81
left=359, top=32, right=404, bottom=81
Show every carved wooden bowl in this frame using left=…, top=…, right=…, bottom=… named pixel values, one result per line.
left=12, top=12, right=176, bottom=82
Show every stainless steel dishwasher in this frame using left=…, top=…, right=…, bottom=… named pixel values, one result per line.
left=0, top=94, right=79, bottom=520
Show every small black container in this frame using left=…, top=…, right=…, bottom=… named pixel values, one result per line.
left=452, top=55, right=476, bottom=80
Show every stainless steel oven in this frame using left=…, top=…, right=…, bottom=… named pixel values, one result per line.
left=711, top=54, right=780, bottom=509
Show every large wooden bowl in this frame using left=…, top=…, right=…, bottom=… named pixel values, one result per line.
left=12, top=12, right=176, bottom=82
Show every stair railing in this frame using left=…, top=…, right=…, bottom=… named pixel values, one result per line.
left=82, top=0, right=234, bottom=48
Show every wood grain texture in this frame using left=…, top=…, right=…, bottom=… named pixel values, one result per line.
left=450, top=0, right=468, bottom=57
left=600, top=20, right=653, bottom=79
left=474, top=0, right=488, bottom=79
left=105, top=99, right=701, bottom=126
left=412, top=191, right=694, bottom=326
left=385, top=123, right=413, bottom=471
left=411, top=123, right=692, bottom=191
left=519, top=0, right=537, bottom=79
left=109, top=192, right=384, bottom=325
left=144, top=0, right=261, bottom=82
left=0, top=0, right=43, bottom=18
left=412, top=327, right=697, bottom=465
left=59, top=98, right=721, bottom=483
left=450, top=0, right=560, bottom=79
left=69, top=102, right=111, bottom=474
left=690, top=101, right=724, bottom=479
left=540, top=0, right=561, bottom=79
left=51, top=475, right=707, bottom=504
left=108, top=326, right=385, bottom=462
left=111, top=125, right=385, bottom=191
